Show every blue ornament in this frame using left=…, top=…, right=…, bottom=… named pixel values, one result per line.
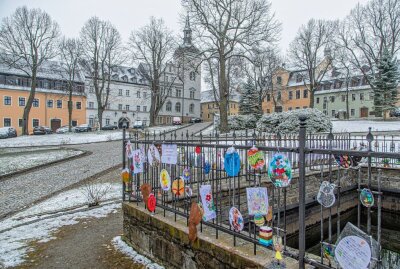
left=224, top=147, right=241, bottom=177
left=204, top=161, right=211, bottom=174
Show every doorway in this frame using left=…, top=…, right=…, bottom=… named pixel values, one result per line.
left=360, top=107, right=369, bottom=118
left=50, top=119, right=61, bottom=132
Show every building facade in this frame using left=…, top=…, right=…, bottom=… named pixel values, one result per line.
left=0, top=62, right=86, bottom=135
left=200, top=90, right=240, bottom=122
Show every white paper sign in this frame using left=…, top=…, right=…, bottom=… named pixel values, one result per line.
left=161, top=144, right=178, bottom=164
left=132, top=149, right=143, bottom=174
left=335, top=235, right=371, bottom=269
left=200, top=185, right=216, bottom=221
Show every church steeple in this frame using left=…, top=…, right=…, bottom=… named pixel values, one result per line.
left=183, top=13, right=192, bottom=47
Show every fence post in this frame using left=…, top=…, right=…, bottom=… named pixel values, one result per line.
left=298, top=115, right=307, bottom=269
left=122, top=127, right=126, bottom=201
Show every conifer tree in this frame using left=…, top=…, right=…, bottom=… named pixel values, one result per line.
left=239, top=78, right=261, bottom=117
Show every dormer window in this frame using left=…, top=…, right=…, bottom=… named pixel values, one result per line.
left=276, top=76, right=282, bottom=84
left=296, top=75, right=302, bottom=83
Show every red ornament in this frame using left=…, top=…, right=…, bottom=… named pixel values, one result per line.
left=147, top=193, right=156, bottom=212
left=195, top=146, right=201, bottom=154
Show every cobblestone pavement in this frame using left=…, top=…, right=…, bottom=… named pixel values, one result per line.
left=0, top=123, right=211, bottom=220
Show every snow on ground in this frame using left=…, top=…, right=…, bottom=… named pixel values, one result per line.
left=331, top=120, right=400, bottom=133
left=144, top=125, right=183, bottom=135
left=112, top=236, right=164, bottom=269
left=0, top=183, right=121, bottom=268
left=0, top=149, right=83, bottom=176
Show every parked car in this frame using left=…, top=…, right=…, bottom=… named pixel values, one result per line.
left=101, top=124, right=118, bottom=130
left=189, top=117, right=202, bottom=123
left=389, top=107, right=400, bottom=117
left=56, top=125, right=69, bottom=134
left=133, top=120, right=145, bottom=130
left=0, top=127, right=17, bottom=139
left=75, top=124, right=92, bottom=132
left=172, top=117, right=182, bottom=125
left=33, top=126, right=53, bottom=135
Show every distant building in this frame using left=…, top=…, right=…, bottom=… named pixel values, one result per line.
left=200, top=90, right=241, bottom=122
left=0, top=61, right=86, bottom=135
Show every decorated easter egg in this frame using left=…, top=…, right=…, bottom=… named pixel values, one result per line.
left=172, top=177, right=185, bottom=196
left=254, top=214, right=265, bottom=227
left=160, top=169, right=171, bottom=191
left=121, top=168, right=130, bottom=183
left=360, top=188, right=374, bottom=207
left=229, top=207, right=244, bottom=232
left=147, top=193, right=156, bottom=212
left=268, top=154, right=292, bottom=188
left=182, top=167, right=191, bottom=181
left=247, top=146, right=265, bottom=170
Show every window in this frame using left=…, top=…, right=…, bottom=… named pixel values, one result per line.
left=189, top=103, right=194, bottom=113
left=288, top=91, right=293, bottom=100
left=125, top=105, right=130, bottom=111
left=295, top=107, right=300, bottom=110
left=303, top=89, right=308, bottom=98
left=19, top=119, right=23, bottom=127
left=267, top=109, right=270, bottom=113
left=276, top=76, right=282, bottom=84
left=137, top=91, right=141, bottom=98
left=167, top=89, right=172, bottom=96
left=165, top=76, right=168, bottom=82
left=143, top=106, right=147, bottom=112
left=118, top=104, right=123, bottom=110
left=266, top=94, right=271, bottom=102
left=369, top=92, right=374, bottom=100
left=190, top=71, right=196, bottom=81
left=175, top=102, right=181, bottom=112
left=89, top=117, right=94, bottom=127
left=57, top=100, right=62, bottom=108
left=126, top=90, right=130, bottom=96
left=176, top=89, right=182, bottom=97
left=19, top=97, right=25, bottom=106
left=33, top=98, right=39, bottom=107
left=190, top=91, right=195, bottom=99
left=47, top=100, right=53, bottom=108
left=4, top=96, right=11, bottom=105
left=323, top=110, right=327, bottom=115
left=330, top=96, right=335, bottom=102
left=341, top=95, right=346, bottom=102
left=143, top=92, right=147, bottom=99
left=32, top=119, right=39, bottom=127
left=316, top=97, right=320, bottom=104
left=352, top=94, right=356, bottom=101
left=106, top=118, right=110, bottom=125
left=137, top=106, right=140, bottom=112
left=296, top=90, right=301, bottom=99
left=277, top=92, right=281, bottom=101
left=4, top=118, right=11, bottom=127
left=288, top=107, right=292, bottom=111
left=119, top=89, right=122, bottom=96
left=76, top=102, right=81, bottom=109
left=296, top=75, right=302, bottom=83
left=89, top=87, right=94, bottom=93
left=351, top=109, right=355, bottom=116
left=89, top=102, right=94, bottom=109
left=72, top=120, right=77, bottom=127
left=332, top=110, right=336, bottom=117
left=166, top=101, right=172, bottom=112
left=360, top=93, right=364, bottom=101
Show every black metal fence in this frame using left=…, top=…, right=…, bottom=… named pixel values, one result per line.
left=122, top=117, right=400, bottom=269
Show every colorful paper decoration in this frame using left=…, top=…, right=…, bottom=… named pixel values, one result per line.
left=195, top=145, right=201, bottom=154
left=172, top=177, right=185, bottom=196
left=147, top=193, right=156, bottom=212
left=204, top=161, right=211, bottom=174
left=188, top=202, right=203, bottom=242
left=259, top=226, right=273, bottom=246
left=132, top=149, right=143, bottom=174
left=161, top=144, right=178, bottom=164
left=224, top=147, right=241, bottom=177
left=185, top=186, right=193, bottom=197
left=335, top=235, right=371, bottom=269
left=121, top=168, right=130, bottom=183
left=254, top=214, right=265, bottom=227
left=148, top=144, right=161, bottom=166
left=268, top=154, right=292, bottom=188
left=160, top=169, right=171, bottom=191
left=360, top=188, right=374, bottom=207
left=140, top=183, right=152, bottom=205
left=334, top=154, right=352, bottom=169
left=246, top=187, right=269, bottom=216
left=229, top=207, right=244, bottom=232
left=126, top=141, right=133, bottom=158
left=182, top=167, right=191, bottom=181
left=273, top=236, right=283, bottom=262
left=266, top=206, right=273, bottom=222
left=317, top=181, right=336, bottom=208
left=247, top=146, right=265, bottom=170
left=322, top=243, right=335, bottom=264
left=200, top=185, right=216, bottom=221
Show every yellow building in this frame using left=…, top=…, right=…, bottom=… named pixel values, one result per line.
left=0, top=62, right=86, bottom=135
left=200, top=90, right=240, bottom=122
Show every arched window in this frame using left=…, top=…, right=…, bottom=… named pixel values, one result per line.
left=166, top=101, right=172, bottom=111
left=175, top=102, right=181, bottom=112
left=189, top=71, right=196, bottom=81
left=189, top=103, right=194, bottom=113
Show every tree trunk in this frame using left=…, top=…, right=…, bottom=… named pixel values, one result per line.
left=22, top=73, right=37, bottom=135
left=68, top=85, right=73, bottom=132
left=149, top=83, right=157, bottom=127
left=309, top=87, right=315, bottom=108
left=97, top=106, right=104, bottom=130
left=346, top=89, right=350, bottom=120
left=219, top=57, right=229, bottom=133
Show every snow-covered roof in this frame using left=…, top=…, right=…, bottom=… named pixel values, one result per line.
left=109, top=65, right=147, bottom=85
left=201, top=89, right=241, bottom=103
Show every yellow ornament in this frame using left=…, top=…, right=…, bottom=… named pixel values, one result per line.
left=121, top=168, right=130, bottom=183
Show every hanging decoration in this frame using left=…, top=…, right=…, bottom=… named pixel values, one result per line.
left=140, top=183, right=152, bottom=205
left=317, top=181, right=336, bottom=208
left=160, top=169, right=171, bottom=191
left=273, top=236, right=284, bottom=265
left=224, top=146, right=241, bottom=177
left=334, top=154, right=352, bottom=169
left=185, top=186, right=193, bottom=197
left=247, top=146, right=265, bottom=170
left=246, top=187, right=269, bottom=216
left=360, top=188, right=374, bottom=207
left=125, top=141, right=133, bottom=158
left=259, top=226, right=273, bottom=247
left=121, top=168, right=130, bottom=191
left=147, top=193, right=156, bottom=213
left=254, top=214, right=265, bottom=227
left=147, top=144, right=161, bottom=166
left=172, top=177, right=185, bottom=196
left=182, top=167, right=191, bottom=181
left=200, top=185, right=216, bottom=221
left=188, top=202, right=203, bottom=242
left=161, top=144, right=178, bottom=164
left=132, top=149, right=143, bottom=174
left=268, top=154, right=292, bottom=188
left=204, top=161, right=211, bottom=174
left=229, top=207, right=244, bottom=232
left=195, top=145, right=201, bottom=154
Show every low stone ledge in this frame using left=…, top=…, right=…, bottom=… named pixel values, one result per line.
left=123, top=202, right=307, bottom=269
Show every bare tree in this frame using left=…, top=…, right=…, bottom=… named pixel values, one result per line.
left=336, top=0, right=400, bottom=117
left=288, top=19, right=335, bottom=108
left=128, top=17, right=177, bottom=127
left=183, top=0, right=281, bottom=132
left=0, top=6, right=60, bottom=135
left=80, top=17, right=123, bottom=129
left=59, top=37, right=84, bottom=132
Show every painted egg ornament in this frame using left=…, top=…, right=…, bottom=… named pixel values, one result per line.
left=247, top=146, right=265, bottom=170
left=254, top=214, right=265, bottom=227
left=185, top=186, right=193, bottom=197
left=333, top=154, right=353, bottom=169
left=317, top=181, right=336, bottom=208
left=268, top=154, right=292, bottom=188
left=147, top=193, right=156, bottom=213
left=204, top=161, right=211, bottom=174
left=224, top=147, right=241, bottom=177
left=195, top=145, right=201, bottom=154
left=160, top=169, right=171, bottom=191
left=172, top=177, right=185, bottom=196
left=121, top=168, right=130, bottom=183
left=182, top=167, right=191, bottom=181
left=360, top=188, right=374, bottom=207
left=229, top=207, right=244, bottom=232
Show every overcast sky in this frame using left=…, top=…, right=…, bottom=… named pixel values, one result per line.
left=0, top=0, right=367, bottom=54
